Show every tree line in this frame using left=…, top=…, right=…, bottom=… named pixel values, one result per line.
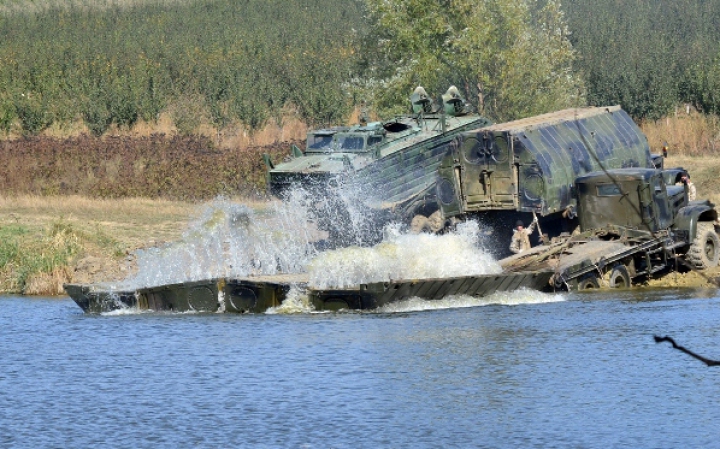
left=0, top=0, right=363, bottom=136
left=0, top=0, right=719, bottom=137
left=562, top=0, right=720, bottom=120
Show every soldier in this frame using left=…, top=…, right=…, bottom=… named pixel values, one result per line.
left=509, top=217, right=538, bottom=254
left=676, top=173, right=697, bottom=201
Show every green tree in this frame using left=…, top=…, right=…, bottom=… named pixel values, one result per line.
left=563, top=0, right=720, bottom=120
left=361, top=0, right=584, bottom=120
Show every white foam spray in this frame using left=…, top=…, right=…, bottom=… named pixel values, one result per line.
left=306, top=221, right=502, bottom=289
left=106, top=185, right=560, bottom=314
left=375, top=288, right=566, bottom=314
left=116, top=198, right=318, bottom=290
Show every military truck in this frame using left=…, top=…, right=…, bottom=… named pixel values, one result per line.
left=264, top=86, right=493, bottom=243
left=432, top=105, right=665, bottom=252
left=499, top=167, right=719, bottom=290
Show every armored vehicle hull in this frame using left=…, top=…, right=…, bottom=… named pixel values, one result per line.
left=265, top=87, right=493, bottom=243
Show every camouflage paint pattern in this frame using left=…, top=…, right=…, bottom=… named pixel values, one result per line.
left=575, top=167, right=716, bottom=240
left=437, top=106, right=656, bottom=219
left=266, top=87, right=493, bottom=226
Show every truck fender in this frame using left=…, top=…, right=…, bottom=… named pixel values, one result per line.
left=674, top=202, right=718, bottom=241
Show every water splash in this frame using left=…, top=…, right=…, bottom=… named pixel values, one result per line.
left=114, top=194, right=504, bottom=292
left=117, top=198, right=318, bottom=289
left=375, top=289, right=565, bottom=314
left=306, top=221, right=502, bottom=289
left=265, top=286, right=318, bottom=314
left=265, top=288, right=565, bottom=316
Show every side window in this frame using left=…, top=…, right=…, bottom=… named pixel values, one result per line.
left=367, top=136, right=383, bottom=147
left=339, top=136, right=365, bottom=150
left=596, top=184, right=622, bottom=196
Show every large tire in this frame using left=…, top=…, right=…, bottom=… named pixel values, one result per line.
left=577, top=273, right=601, bottom=290
left=606, top=264, right=631, bottom=289
left=686, top=222, right=720, bottom=269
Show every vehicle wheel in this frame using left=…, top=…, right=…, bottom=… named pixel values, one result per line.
left=686, top=222, right=720, bottom=269
left=606, top=264, right=631, bottom=288
left=577, top=274, right=601, bottom=290
left=410, top=214, right=430, bottom=233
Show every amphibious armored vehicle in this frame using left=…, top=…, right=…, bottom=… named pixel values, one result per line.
left=265, top=86, right=493, bottom=243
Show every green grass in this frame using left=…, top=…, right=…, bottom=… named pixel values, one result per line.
left=0, top=219, right=123, bottom=293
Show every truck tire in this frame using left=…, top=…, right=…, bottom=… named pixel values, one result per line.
left=686, top=222, right=720, bottom=269
left=577, top=274, right=600, bottom=290
left=606, top=265, right=631, bottom=288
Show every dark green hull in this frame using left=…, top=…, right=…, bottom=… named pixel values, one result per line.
left=64, top=270, right=553, bottom=314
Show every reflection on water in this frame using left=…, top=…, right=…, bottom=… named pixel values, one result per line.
left=3, top=289, right=720, bottom=448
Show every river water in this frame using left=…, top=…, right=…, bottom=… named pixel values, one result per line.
left=2, top=287, right=720, bottom=449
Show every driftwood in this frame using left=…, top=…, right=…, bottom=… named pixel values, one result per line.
left=654, top=335, right=720, bottom=367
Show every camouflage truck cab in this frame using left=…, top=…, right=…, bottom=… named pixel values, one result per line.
left=575, top=168, right=686, bottom=234
left=437, top=106, right=656, bottom=221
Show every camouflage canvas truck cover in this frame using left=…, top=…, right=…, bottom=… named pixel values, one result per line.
left=436, top=106, right=656, bottom=228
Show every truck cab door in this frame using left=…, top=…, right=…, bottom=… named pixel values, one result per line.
left=651, top=175, right=672, bottom=230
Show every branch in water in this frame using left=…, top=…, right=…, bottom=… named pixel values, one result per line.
left=654, top=335, right=720, bottom=367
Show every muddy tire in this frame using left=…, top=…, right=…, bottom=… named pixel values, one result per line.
left=577, top=274, right=601, bottom=290
left=410, top=215, right=430, bottom=233
left=606, top=264, right=631, bottom=288
left=686, top=222, right=720, bottom=269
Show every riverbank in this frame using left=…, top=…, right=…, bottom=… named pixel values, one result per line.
left=0, top=195, right=276, bottom=294
left=1, top=154, right=719, bottom=295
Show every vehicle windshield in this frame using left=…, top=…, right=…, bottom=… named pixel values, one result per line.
left=337, top=135, right=366, bottom=151
left=307, top=134, right=334, bottom=151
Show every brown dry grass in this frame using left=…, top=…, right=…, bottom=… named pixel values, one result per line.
left=641, top=110, right=720, bottom=156
left=22, top=266, right=74, bottom=296
left=0, top=195, right=199, bottom=249
left=34, top=111, right=310, bottom=151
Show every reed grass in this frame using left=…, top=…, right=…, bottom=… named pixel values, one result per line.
left=0, top=220, right=85, bottom=294
left=641, top=111, right=720, bottom=156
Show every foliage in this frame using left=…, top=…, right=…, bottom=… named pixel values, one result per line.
left=0, top=135, right=293, bottom=200
left=684, top=50, right=720, bottom=116
left=562, top=0, right=720, bottom=120
left=0, top=0, right=365, bottom=135
left=0, top=222, right=81, bottom=293
left=360, top=0, right=585, bottom=121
